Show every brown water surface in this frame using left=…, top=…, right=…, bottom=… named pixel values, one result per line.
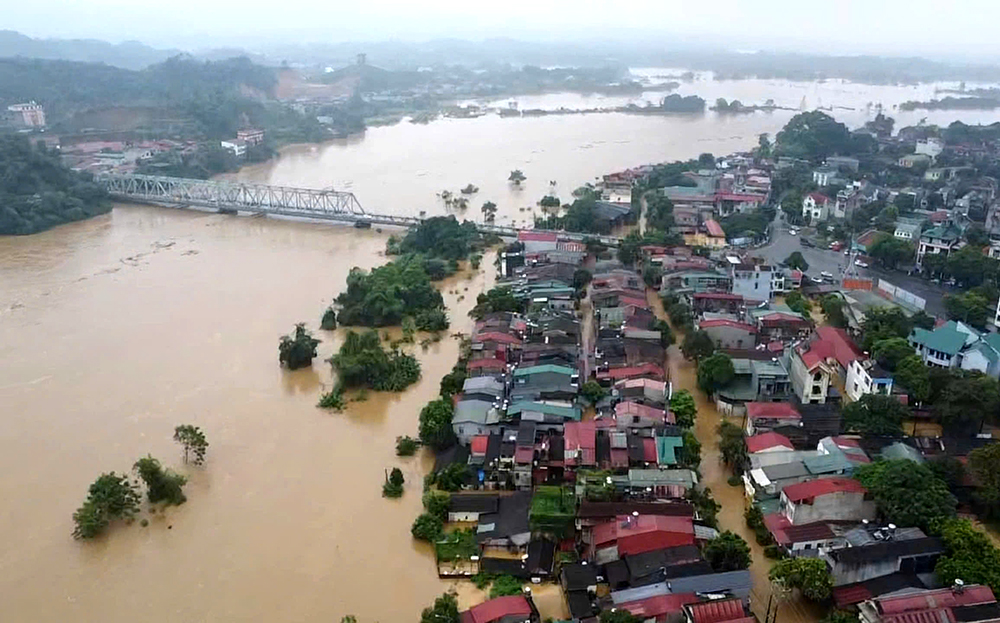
left=0, top=205, right=491, bottom=622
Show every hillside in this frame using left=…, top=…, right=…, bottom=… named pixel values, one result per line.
left=0, top=135, right=110, bottom=235
left=0, top=30, right=176, bottom=70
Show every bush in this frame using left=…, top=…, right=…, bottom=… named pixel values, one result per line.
left=133, top=456, right=187, bottom=506
left=489, top=575, right=524, bottom=598
left=329, top=330, right=421, bottom=392
left=320, top=307, right=338, bottom=330
left=72, top=472, right=141, bottom=539
left=423, top=490, right=451, bottom=520
left=278, top=323, right=321, bottom=369
left=419, top=399, right=456, bottom=450
left=411, top=512, right=444, bottom=541
left=396, top=436, right=420, bottom=456
left=727, top=475, right=742, bottom=487
left=317, top=387, right=346, bottom=410
left=764, top=545, right=784, bottom=559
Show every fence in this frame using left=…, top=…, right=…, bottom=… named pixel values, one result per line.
left=876, top=279, right=927, bottom=311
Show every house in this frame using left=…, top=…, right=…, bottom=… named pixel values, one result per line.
left=915, top=138, right=944, bottom=160
left=624, top=469, right=698, bottom=497
left=813, top=166, right=843, bottom=188
left=684, top=597, right=754, bottom=623
left=220, top=139, right=247, bottom=157
left=589, top=515, right=696, bottom=563
left=779, top=478, right=875, bottom=525
left=564, top=421, right=598, bottom=474
left=453, top=399, right=501, bottom=445
left=730, top=263, right=774, bottom=304
left=697, top=319, right=758, bottom=350
left=746, top=431, right=795, bottom=454
left=476, top=490, right=532, bottom=550
left=618, top=593, right=701, bottom=622
left=765, top=518, right=845, bottom=556
left=716, top=357, right=793, bottom=417
left=691, top=292, right=744, bottom=315
left=857, top=585, right=998, bottom=623
left=6, top=101, right=46, bottom=127
left=825, top=533, right=944, bottom=586
left=846, top=358, right=895, bottom=401
left=460, top=595, right=538, bottom=623
left=909, top=320, right=1000, bottom=377
left=449, top=493, right=500, bottom=522
left=561, top=562, right=601, bottom=621
left=751, top=309, right=813, bottom=343
left=616, top=402, right=672, bottom=428
left=790, top=330, right=858, bottom=405
left=662, top=271, right=732, bottom=294
left=745, top=402, right=802, bottom=435
left=916, top=221, right=965, bottom=268
left=615, top=378, right=669, bottom=406
left=236, top=128, right=265, bottom=145
left=898, top=153, right=932, bottom=168
left=893, top=217, right=922, bottom=242
left=464, top=376, right=506, bottom=402
left=802, top=193, right=832, bottom=222
left=684, top=219, right=727, bottom=248
left=518, top=230, right=560, bottom=253
left=511, top=364, right=578, bottom=402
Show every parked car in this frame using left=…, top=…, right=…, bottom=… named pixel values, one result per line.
left=854, top=259, right=869, bottom=268
left=810, top=276, right=824, bottom=284
left=789, top=228, right=798, bottom=235
left=800, top=237, right=815, bottom=248
left=829, top=241, right=843, bottom=251
left=820, top=271, right=835, bottom=282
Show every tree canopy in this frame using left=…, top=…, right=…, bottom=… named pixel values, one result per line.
left=697, top=353, right=735, bottom=394
left=72, top=472, right=141, bottom=539
left=775, top=111, right=853, bottom=161
left=670, top=390, right=698, bottom=429
left=769, top=557, right=833, bottom=601
left=894, top=355, right=931, bottom=403
left=0, top=135, right=110, bottom=235
left=784, top=251, right=809, bottom=271
left=936, top=519, right=1000, bottom=595
left=934, top=372, right=1000, bottom=434
left=470, top=286, right=523, bottom=319
left=968, top=444, right=1000, bottom=519
left=278, top=323, right=320, bottom=370
left=841, top=394, right=909, bottom=436
left=420, top=593, right=460, bottom=623
left=872, top=337, right=916, bottom=371
left=703, top=531, right=752, bottom=571
left=329, top=330, right=421, bottom=392
left=854, top=459, right=956, bottom=532
left=418, top=399, right=456, bottom=450
left=681, top=330, right=715, bottom=361
left=173, top=425, right=209, bottom=465
left=133, top=455, right=187, bottom=506
left=860, top=307, right=913, bottom=352
left=335, top=255, right=448, bottom=328
left=396, top=216, right=481, bottom=261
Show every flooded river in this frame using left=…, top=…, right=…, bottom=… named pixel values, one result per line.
left=4, top=76, right=1000, bottom=622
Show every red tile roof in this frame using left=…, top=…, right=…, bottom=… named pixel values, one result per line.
left=782, top=477, right=866, bottom=503
left=468, top=358, right=506, bottom=371
left=878, top=586, right=995, bottom=615
left=746, top=432, right=794, bottom=453
left=616, top=401, right=669, bottom=423
left=597, top=363, right=665, bottom=381
left=688, top=598, right=745, bottom=623
left=592, top=515, right=695, bottom=553
left=705, top=219, right=726, bottom=238
left=745, top=402, right=801, bottom=420
left=518, top=231, right=558, bottom=242
left=621, top=593, right=700, bottom=619
left=564, top=421, right=597, bottom=466
left=833, top=584, right=873, bottom=608
left=619, top=295, right=650, bottom=308
left=808, top=192, right=831, bottom=203
left=758, top=313, right=811, bottom=327
left=471, top=435, right=489, bottom=455
left=699, top=319, right=757, bottom=333
left=716, top=192, right=765, bottom=203
left=462, top=595, right=533, bottom=623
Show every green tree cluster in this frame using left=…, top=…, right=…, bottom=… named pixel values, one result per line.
left=134, top=455, right=187, bottom=506
left=72, top=472, right=141, bottom=539
left=670, top=390, right=698, bottom=428
left=0, top=135, right=110, bottom=235
left=580, top=380, right=608, bottom=405
left=769, top=557, right=834, bottom=601
left=697, top=353, right=735, bottom=394
left=420, top=593, right=460, bottom=623
left=717, top=421, right=748, bottom=474
left=784, top=291, right=812, bottom=316
left=775, top=111, right=853, bottom=161
left=842, top=394, right=910, bottom=436
left=329, top=330, right=421, bottom=392
left=412, top=512, right=444, bottom=541
left=854, top=459, right=956, bottom=532
left=936, top=519, right=1000, bottom=595
left=681, top=330, right=715, bottom=361
left=396, top=436, right=420, bottom=456
left=820, top=294, right=848, bottom=328
left=383, top=467, right=405, bottom=498
left=703, top=531, right=752, bottom=571
left=334, top=255, right=448, bottom=328
left=278, top=323, right=321, bottom=370
left=860, top=307, right=913, bottom=351
left=471, top=286, right=523, bottom=319
left=396, top=216, right=481, bottom=261
left=418, top=399, right=456, bottom=450
left=968, top=444, right=1000, bottom=519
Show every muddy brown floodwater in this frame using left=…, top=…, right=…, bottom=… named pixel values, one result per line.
left=0, top=205, right=500, bottom=622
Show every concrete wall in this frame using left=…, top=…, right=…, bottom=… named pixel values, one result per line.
left=784, top=491, right=876, bottom=525
left=790, top=353, right=830, bottom=404
left=702, top=324, right=756, bottom=350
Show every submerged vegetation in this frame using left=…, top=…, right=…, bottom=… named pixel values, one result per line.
left=334, top=255, right=449, bottom=329
left=329, top=330, right=421, bottom=392
left=278, top=323, right=321, bottom=369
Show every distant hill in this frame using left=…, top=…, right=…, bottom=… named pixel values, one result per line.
left=0, top=30, right=179, bottom=70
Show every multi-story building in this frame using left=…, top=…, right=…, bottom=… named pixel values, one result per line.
left=729, top=261, right=773, bottom=304
left=6, top=102, right=46, bottom=127
left=916, top=221, right=965, bottom=268
left=802, top=193, right=832, bottom=222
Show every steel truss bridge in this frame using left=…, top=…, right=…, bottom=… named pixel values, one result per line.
left=99, top=174, right=620, bottom=245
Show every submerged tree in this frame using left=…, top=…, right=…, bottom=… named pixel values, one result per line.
left=320, top=307, right=338, bottom=330
left=133, top=456, right=187, bottom=506
left=278, top=323, right=321, bottom=370
left=508, top=170, right=526, bottom=185
left=72, top=472, right=142, bottom=539
left=173, top=424, right=209, bottom=465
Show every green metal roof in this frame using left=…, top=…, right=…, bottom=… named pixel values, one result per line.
left=881, top=442, right=925, bottom=463
left=920, top=223, right=963, bottom=242
left=966, top=341, right=1000, bottom=365
left=513, top=364, right=577, bottom=377
left=656, top=435, right=684, bottom=466
left=804, top=452, right=854, bottom=475
left=910, top=325, right=967, bottom=356
left=506, top=401, right=581, bottom=421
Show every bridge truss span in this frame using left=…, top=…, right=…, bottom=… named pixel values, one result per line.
left=101, top=174, right=366, bottom=219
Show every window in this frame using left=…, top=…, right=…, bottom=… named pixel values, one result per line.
left=813, top=372, right=823, bottom=382
left=812, top=384, right=822, bottom=395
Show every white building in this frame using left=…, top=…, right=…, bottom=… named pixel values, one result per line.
left=802, top=192, right=832, bottom=222
left=845, top=358, right=895, bottom=402
left=220, top=139, right=247, bottom=157
left=915, top=138, right=944, bottom=160
left=7, top=102, right=46, bottom=128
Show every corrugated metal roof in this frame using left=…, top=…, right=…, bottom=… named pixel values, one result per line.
left=688, top=597, right=745, bottom=623
left=782, top=477, right=865, bottom=502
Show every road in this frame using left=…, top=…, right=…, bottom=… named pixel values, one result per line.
left=753, top=213, right=950, bottom=318
left=648, top=290, right=822, bottom=623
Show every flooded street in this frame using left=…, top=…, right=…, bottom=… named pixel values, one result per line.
left=0, top=205, right=492, bottom=622
left=4, top=76, right=1000, bottom=622
left=651, top=291, right=822, bottom=623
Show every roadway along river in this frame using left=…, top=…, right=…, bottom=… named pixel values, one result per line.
left=2, top=81, right=1000, bottom=622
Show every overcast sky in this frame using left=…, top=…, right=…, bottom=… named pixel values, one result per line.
left=7, top=0, right=1000, bottom=60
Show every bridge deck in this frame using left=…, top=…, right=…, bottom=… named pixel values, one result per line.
left=99, top=173, right=619, bottom=245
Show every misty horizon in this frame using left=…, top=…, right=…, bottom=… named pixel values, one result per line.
left=5, top=0, right=1000, bottom=64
